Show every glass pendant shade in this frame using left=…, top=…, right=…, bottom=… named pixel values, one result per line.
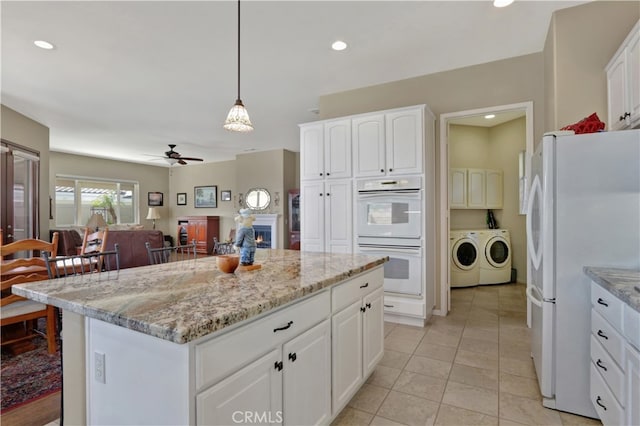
left=224, top=99, right=253, bottom=132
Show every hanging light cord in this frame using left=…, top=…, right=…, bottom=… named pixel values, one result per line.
left=236, top=0, right=241, bottom=102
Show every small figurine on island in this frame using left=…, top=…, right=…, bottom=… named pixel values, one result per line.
left=234, top=208, right=257, bottom=266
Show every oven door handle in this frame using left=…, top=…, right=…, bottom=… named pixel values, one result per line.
left=357, top=191, right=421, bottom=199
left=358, top=245, right=421, bottom=254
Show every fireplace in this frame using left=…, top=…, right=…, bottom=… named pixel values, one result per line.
left=252, top=214, right=278, bottom=249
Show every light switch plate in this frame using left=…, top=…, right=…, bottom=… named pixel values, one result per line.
left=94, top=351, right=106, bottom=383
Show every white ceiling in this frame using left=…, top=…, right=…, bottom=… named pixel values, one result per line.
left=1, top=1, right=587, bottom=167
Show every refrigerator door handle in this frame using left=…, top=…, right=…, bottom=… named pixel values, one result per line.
left=526, top=285, right=543, bottom=307
left=526, top=175, right=543, bottom=270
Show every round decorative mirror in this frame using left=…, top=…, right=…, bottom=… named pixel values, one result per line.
left=245, top=188, right=271, bottom=210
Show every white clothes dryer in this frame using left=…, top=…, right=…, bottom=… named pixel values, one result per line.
left=450, top=230, right=480, bottom=287
left=478, top=229, right=512, bottom=285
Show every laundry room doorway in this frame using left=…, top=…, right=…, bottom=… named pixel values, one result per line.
left=439, top=102, right=533, bottom=317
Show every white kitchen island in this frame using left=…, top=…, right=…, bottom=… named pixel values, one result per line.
left=14, top=249, right=386, bottom=425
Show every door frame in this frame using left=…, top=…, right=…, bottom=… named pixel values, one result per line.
left=438, top=101, right=533, bottom=314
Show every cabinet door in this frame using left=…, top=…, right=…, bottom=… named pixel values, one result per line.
left=324, top=180, right=352, bottom=254
left=324, top=119, right=351, bottom=179
left=386, top=108, right=423, bottom=175
left=300, top=181, right=324, bottom=252
left=353, top=114, right=385, bottom=177
left=332, top=300, right=363, bottom=414
left=301, top=123, right=325, bottom=180
left=467, top=169, right=486, bottom=209
left=283, top=320, right=331, bottom=426
left=363, top=287, right=384, bottom=378
left=607, top=53, right=628, bottom=131
left=196, top=349, right=283, bottom=426
left=628, top=30, right=640, bottom=126
left=625, top=344, right=640, bottom=426
left=485, top=169, right=503, bottom=209
left=449, top=168, right=467, bottom=209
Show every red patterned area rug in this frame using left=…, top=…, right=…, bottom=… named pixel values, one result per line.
left=0, top=331, right=61, bottom=413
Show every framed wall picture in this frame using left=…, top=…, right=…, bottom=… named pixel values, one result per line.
left=148, top=192, right=163, bottom=206
left=194, top=185, right=217, bottom=208
left=177, top=192, right=187, bottom=206
left=221, top=190, right=232, bottom=201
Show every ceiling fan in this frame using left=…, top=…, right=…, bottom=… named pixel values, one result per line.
left=160, top=144, right=204, bottom=165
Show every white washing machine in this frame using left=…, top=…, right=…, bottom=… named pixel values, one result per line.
left=450, top=230, right=480, bottom=287
left=478, top=229, right=512, bottom=285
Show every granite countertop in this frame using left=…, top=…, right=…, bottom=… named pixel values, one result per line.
left=13, top=249, right=386, bottom=344
left=584, top=267, right=640, bottom=313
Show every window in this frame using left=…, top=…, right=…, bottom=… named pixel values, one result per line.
left=55, top=176, right=139, bottom=227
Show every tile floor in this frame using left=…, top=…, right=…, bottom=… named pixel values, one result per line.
left=332, top=283, right=603, bottom=426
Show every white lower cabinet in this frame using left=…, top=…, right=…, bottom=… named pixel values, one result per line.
left=625, top=343, right=640, bottom=426
left=331, top=270, right=384, bottom=415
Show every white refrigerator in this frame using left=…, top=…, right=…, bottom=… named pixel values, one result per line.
left=526, top=129, right=640, bottom=418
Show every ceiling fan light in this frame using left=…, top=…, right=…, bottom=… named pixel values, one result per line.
left=224, top=99, right=254, bottom=132
left=165, top=157, right=179, bottom=165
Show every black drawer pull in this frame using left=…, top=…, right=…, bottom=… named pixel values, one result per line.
left=597, top=298, right=608, bottom=307
left=384, top=304, right=394, bottom=308
left=359, top=283, right=369, bottom=289
left=360, top=306, right=366, bottom=313
left=274, top=361, right=283, bottom=371
left=288, top=352, right=297, bottom=362
left=274, top=321, right=293, bottom=333
left=596, top=359, right=607, bottom=371
left=597, top=330, right=608, bottom=340
left=366, top=303, right=371, bottom=309
left=596, top=396, right=607, bottom=411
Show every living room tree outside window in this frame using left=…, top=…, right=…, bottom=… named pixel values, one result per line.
left=55, top=177, right=138, bottom=226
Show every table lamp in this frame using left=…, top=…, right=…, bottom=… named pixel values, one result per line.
left=87, top=213, right=108, bottom=231
left=146, top=207, right=161, bottom=230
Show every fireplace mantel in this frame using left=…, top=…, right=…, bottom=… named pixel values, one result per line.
left=252, top=214, right=278, bottom=249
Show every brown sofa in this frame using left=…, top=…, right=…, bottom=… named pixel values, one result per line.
left=51, top=229, right=164, bottom=269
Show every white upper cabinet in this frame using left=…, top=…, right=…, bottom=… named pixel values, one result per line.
left=385, top=108, right=423, bottom=175
left=450, top=168, right=503, bottom=210
left=300, top=120, right=351, bottom=180
left=606, top=20, right=640, bottom=130
left=353, top=107, right=424, bottom=177
left=352, top=114, right=385, bottom=177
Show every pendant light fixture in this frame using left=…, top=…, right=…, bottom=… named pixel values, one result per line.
left=224, top=0, right=253, bottom=132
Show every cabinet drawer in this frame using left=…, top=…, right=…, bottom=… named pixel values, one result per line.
left=590, top=364, right=623, bottom=426
left=592, top=309, right=626, bottom=368
left=332, top=269, right=382, bottom=313
left=383, top=296, right=425, bottom=318
left=623, top=304, right=640, bottom=351
left=195, top=290, right=330, bottom=391
left=591, top=335, right=625, bottom=405
left=591, top=283, right=623, bottom=332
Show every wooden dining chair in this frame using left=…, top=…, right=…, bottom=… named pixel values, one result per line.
left=146, top=240, right=196, bottom=265
left=0, top=232, right=59, bottom=354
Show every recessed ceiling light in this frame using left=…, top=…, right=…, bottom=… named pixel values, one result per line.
left=485, top=114, right=496, bottom=119
left=493, top=0, right=514, bottom=7
left=331, top=40, right=347, bottom=51
left=34, top=40, right=54, bottom=50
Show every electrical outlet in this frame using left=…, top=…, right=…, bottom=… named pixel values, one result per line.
left=94, top=351, right=106, bottom=384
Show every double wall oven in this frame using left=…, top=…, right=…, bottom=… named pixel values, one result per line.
left=356, top=176, right=423, bottom=296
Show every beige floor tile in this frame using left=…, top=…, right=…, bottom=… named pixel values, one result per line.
left=331, top=407, right=374, bottom=426
left=462, top=326, right=499, bottom=342
left=385, top=322, right=397, bottom=337
left=557, top=411, right=602, bottom=425
left=435, top=403, right=499, bottom=426
left=347, top=383, right=390, bottom=414
left=499, top=392, right=563, bottom=425
left=499, top=372, right=541, bottom=400
left=379, top=350, right=411, bottom=369
left=413, top=341, right=458, bottom=363
left=425, top=328, right=462, bottom=348
left=499, top=341, right=532, bottom=362
left=500, top=326, right=530, bottom=342
left=499, top=357, right=536, bottom=379
left=427, top=322, right=464, bottom=336
left=392, top=370, right=447, bottom=402
left=366, top=365, right=403, bottom=389
left=498, top=418, right=529, bottom=425
left=370, top=416, right=408, bottom=426
left=454, top=349, right=499, bottom=371
left=448, top=363, right=499, bottom=391
left=458, top=336, right=499, bottom=356
left=451, top=288, right=476, bottom=302
left=377, top=390, right=440, bottom=426
left=388, top=325, right=427, bottom=341
left=384, top=335, right=421, bottom=354
left=404, top=355, right=452, bottom=380
left=441, top=381, right=499, bottom=417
